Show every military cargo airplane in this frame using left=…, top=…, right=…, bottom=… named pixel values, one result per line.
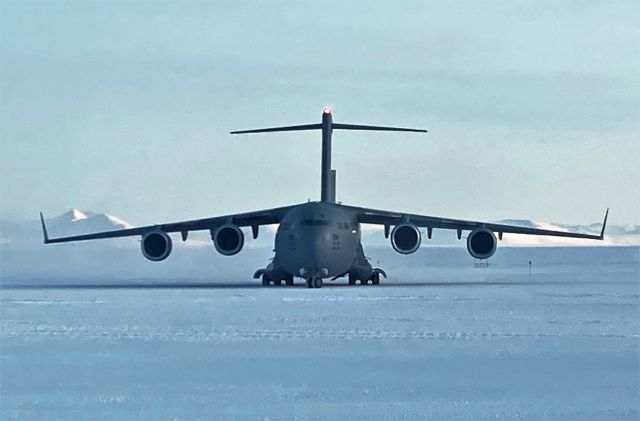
left=40, top=108, right=608, bottom=288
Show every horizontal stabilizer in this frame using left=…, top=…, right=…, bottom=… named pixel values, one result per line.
left=332, top=123, right=427, bottom=133
left=231, top=124, right=321, bottom=134
left=231, top=123, right=427, bottom=134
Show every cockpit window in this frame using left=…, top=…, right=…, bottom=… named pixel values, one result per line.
left=301, top=219, right=328, bottom=226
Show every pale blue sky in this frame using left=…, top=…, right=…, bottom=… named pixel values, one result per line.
left=1, top=0, right=638, bottom=225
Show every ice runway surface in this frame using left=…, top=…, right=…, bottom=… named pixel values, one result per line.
left=1, top=259, right=639, bottom=419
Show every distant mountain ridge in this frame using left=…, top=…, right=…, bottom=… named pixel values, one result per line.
left=0, top=209, right=133, bottom=246
left=0, top=209, right=638, bottom=247
left=497, top=219, right=639, bottom=236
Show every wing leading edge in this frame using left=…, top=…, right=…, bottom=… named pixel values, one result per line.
left=345, top=205, right=608, bottom=240
left=39, top=204, right=299, bottom=244
left=40, top=204, right=608, bottom=244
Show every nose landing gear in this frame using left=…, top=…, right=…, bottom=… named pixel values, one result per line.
left=306, top=277, right=324, bottom=288
left=300, top=268, right=329, bottom=289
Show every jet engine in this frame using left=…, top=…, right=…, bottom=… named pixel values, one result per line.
left=141, top=231, right=172, bottom=261
left=466, top=228, right=497, bottom=259
left=212, top=224, right=244, bottom=256
left=391, top=223, right=421, bottom=254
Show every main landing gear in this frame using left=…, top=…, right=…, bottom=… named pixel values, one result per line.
left=254, top=265, right=295, bottom=287
left=348, top=268, right=386, bottom=286
left=260, top=273, right=323, bottom=288
left=260, top=273, right=294, bottom=287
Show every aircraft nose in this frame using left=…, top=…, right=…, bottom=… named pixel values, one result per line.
left=279, top=226, right=334, bottom=278
left=297, top=228, right=329, bottom=263
left=274, top=203, right=356, bottom=279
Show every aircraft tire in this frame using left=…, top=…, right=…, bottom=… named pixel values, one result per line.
left=348, top=275, right=356, bottom=286
left=313, top=278, right=323, bottom=288
left=285, top=275, right=294, bottom=286
left=261, top=274, right=270, bottom=286
left=372, top=273, right=380, bottom=285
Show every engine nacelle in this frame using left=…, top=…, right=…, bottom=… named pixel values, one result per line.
left=466, top=228, right=497, bottom=259
left=141, top=231, right=172, bottom=262
left=212, top=224, right=244, bottom=256
left=391, top=223, right=421, bottom=254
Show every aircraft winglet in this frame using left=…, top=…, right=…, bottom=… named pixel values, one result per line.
left=600, top=208, right=609, bottom=240
left=39, top=212, right=50, bottom=244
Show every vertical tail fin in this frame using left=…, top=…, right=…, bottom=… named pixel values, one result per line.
left=230, top=109, right=427, bottom=202
left=329, top=170, right=337, bottom=203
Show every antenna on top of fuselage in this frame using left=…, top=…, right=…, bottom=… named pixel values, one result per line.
left=230, top=108, right=427, bottom=203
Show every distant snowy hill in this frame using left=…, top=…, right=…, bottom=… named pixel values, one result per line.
left=46, top=209, right=133, bottom=238
left=497, top=220, right=639, bottom=247
left=0, top=209, right=133, bottom=246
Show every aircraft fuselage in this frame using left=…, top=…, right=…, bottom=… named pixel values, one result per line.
left=273, top=202, right=370, bottom=282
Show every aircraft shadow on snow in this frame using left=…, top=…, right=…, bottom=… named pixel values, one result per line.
left=0, top=279, right=606, bottom=290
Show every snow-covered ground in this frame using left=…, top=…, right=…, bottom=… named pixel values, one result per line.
left=1, top=248, right=638, bottom=420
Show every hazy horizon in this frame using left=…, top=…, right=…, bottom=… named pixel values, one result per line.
left=1, top=1, right=639, bottom=226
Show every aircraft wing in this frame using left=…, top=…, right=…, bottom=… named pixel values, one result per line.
left=343, top=205, right=608, bottom=240
left=40, top=204, right=300, bottom=244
